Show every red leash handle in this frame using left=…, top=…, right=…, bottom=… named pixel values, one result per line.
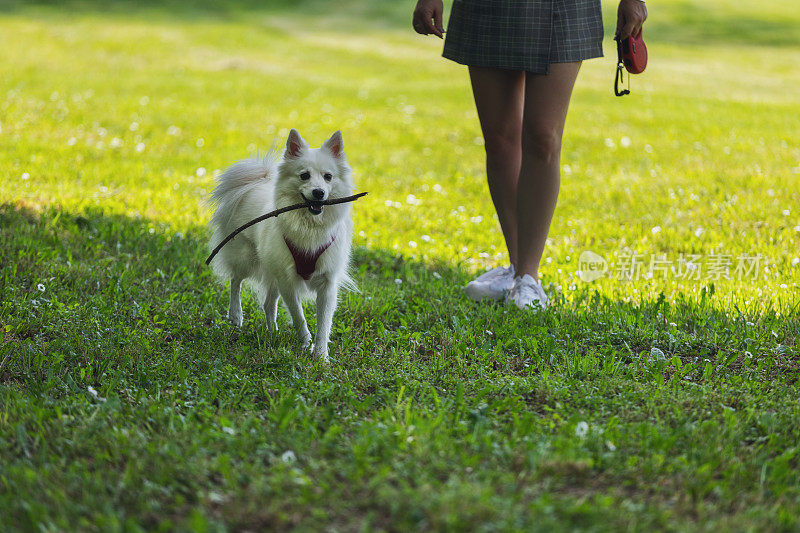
left=614, top=28, right=647, bottom=97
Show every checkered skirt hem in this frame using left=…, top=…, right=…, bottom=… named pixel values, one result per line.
left=442, top=0, right=604, bottom=74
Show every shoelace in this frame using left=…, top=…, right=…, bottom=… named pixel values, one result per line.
left=512, top=278, right=539, bottom=301
left=476, top=266, right=512, bottom=282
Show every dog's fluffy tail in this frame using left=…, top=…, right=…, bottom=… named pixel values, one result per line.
left=209, top=152, right=279, bottom=231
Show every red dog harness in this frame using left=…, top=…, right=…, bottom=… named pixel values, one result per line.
left=285, top=237, right=335, bottom=280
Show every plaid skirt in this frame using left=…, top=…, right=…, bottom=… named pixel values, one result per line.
left=442, top=0, right=604, bottom=74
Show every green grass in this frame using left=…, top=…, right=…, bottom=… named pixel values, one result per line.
left=1, top=0, right=799, bottom=530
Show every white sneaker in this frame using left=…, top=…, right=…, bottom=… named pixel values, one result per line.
left=464, top=264, right=515, bottom=302
left=506, top=274, right=550, bottom=311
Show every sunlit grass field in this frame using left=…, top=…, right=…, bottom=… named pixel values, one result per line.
left=2, top=0, right=799, bottom=529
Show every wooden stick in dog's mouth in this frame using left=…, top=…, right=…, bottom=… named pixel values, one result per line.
left=205, top=191, right=368, bottom=266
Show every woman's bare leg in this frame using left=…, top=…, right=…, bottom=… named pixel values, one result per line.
left=468, top=66, right=526, bottom=267
left=515, top=62, right=582, bottom=280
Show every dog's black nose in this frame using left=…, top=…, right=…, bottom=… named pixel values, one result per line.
left=312, top=188, right=325, bottom=200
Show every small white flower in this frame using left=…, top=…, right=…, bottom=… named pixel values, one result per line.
left=651, top=226, right=661, bottom=234
left=21, top=172, right=30, bottom=180
left=791, top=257, right=799, bottom=267
left=470, top=216, right=483, bottom=224
left=432, top=272, right=441, bottom=279
left=421, top=234, right=431, bottom=243
left=167, top=125, right=181, bottom=136
left=650, top=347, right=666, bottom=361
left=37, top=283, right=45, bottom=292
left=196, top=138, right=205, bottom=147
left=782, top=209, right=791, bottom=216
left=432, top=184, right=443, bottom=193
left=222, top=426, right=235, bottom=435
left=281, top=450, right=296, bottom=463
left=620, top=136, right=632, bottom=147
left=129, top=122, right=139, bottom=131
left=604, top=138, right=616, bottom=148
left=408, top=241, right=417, bottom=248
left=139, top=95, right=149, bottom=105
left=135, top=142, right=146, bottom=153
left=196, top=167, right=207, bottom=177
left=575, top=421, right=589, bottom=438
left=694, top=227, right=704, bottom=237
left=606, top=440, right=617, bottom=451
left=394, top=278, right=403, bottom=285
left=87, top=386, right=106, bottom=401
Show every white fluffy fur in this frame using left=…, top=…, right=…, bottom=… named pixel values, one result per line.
left=208, top=129, right=355, bottom=361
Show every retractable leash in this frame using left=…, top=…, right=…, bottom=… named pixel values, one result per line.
left=614, top=28, right=648, bottom=97
left=205, top=192, right=368, bottom=266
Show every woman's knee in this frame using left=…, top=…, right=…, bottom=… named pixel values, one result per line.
left=482, top=128, right=521, bottom=160
left=521, top=124, right=562, bottom=164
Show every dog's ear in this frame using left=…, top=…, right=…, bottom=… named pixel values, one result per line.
left=321, top=130, right=344, bottom=158
left=285, top=129, right=308, bottom=159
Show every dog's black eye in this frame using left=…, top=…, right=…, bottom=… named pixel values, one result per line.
left=300, top=171, right=311, bottom=180
left=323, top=172, right=333, bottom=182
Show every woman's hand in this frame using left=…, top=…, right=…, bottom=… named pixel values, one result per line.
left=412, top=0, right=444, bottom=39
left=616, top=0, right=648, bottom=40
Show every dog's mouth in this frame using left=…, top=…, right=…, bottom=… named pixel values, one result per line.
left=301, top=194, right=325, bottom=215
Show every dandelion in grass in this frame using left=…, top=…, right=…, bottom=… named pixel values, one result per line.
left=281, top=450, right=296, bottom=463
left=135, top=142, right=146, bottom=153
left=575, top=421, right=589, bottom=438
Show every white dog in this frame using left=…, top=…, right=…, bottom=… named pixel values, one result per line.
left=208, top=129, right=355, bottom=361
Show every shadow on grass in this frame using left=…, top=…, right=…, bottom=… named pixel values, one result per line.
left=3, top=200, right=798, bottom=392
left=3, top=0, right=800, bottom=48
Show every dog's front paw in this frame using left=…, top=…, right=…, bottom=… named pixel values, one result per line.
left=298, top=330, right=312, bottom=348
left=227, top=310, right=243, bottom=327
left=311, top=345, right=330, bottom=364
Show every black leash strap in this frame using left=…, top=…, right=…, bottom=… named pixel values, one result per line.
left=205, top=191, right=368, bottom=265
left=614, top=36, right=630, bottom=97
